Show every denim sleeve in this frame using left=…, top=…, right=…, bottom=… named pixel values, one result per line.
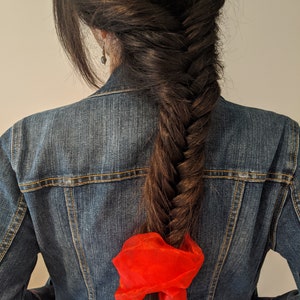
left=25, top=279, right=55, bottom=300
left=0, top=128, right=40, bottom=299
left=274, top=129, right=300, bottom=298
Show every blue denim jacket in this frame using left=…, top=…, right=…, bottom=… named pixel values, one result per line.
left=0, top=66, right=299, bottom=300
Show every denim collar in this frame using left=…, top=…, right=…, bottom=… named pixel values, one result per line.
left=93, top=63, right=161, bottom=98
left=93, top=64, right=140, bottom=95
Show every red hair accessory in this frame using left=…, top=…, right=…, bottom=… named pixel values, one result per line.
left=112, top=232, right=204, bottom=300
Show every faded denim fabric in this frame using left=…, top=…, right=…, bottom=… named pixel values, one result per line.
left=0, top=66, right=299, bottom=299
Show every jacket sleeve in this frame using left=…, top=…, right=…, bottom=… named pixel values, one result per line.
left=25, top=279, right=55, bottom=300
left=274, top=126, right=300, bottom=298
left=0, top=128, right=40, bottom=299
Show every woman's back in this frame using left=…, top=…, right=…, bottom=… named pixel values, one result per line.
left=1, top=64, right=299, bottom=299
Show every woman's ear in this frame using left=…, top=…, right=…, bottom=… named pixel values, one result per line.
left=91, top=28, right=107, bottom=46
left=90, top=28, right=121, bottom=72
left=99, top=30, right=107, bottom=40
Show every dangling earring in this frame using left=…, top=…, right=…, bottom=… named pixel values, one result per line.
left=101, top=46, right=107, bottom=65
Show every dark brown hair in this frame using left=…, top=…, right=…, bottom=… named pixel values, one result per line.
left=53, top=0, right=224, bottom=260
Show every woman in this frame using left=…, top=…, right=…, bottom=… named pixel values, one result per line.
left=0, top=0, right=299, bottom=299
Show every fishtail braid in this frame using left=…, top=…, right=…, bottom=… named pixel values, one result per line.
left=85, top=1, right=196, bottom=241
left=166, top=0, right=225, bottom=247
left=53, top=0, right=225, bottom=248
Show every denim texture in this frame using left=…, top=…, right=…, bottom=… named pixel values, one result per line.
left=0, top=66, right=299, bottom=299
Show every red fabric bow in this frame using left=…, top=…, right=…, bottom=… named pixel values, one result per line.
left=112, top=232, right=204, bottom=300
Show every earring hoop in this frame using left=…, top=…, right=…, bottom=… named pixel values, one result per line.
left=101, top=46, right=107, bottom=65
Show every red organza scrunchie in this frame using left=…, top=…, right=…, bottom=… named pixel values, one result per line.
left=112, top=232, right=204, bottom=300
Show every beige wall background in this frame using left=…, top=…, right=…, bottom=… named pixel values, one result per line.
left=0, top=0, right=299, bottom=297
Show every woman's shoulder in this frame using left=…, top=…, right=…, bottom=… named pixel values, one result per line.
left=206, top=97, right=299, bottom=175
left=214, top=97, right=298, bottom=139
left=217, top=97, right=295, bottom=125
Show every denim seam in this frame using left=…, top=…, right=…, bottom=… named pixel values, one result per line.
left=19, top=168, right=148, bottom=186
left=10, top=124, right=16, bottom=168
left=20, top=177, right=146, bottom=193
left=291, top=183, right=300, bottom=220
left=290, top=120, right=299, bottom=175
left=289, top=120, right=300, bottom=220
left=19, top=169, right=292, bottom=193
left=270, top=186, right=290, bottom=250
left=0, top=195, right=27, bottom=262
left=19, top=170, right=293, bottom=187
left=20, top=174, right=147, bottom=193
left=270, top=120, right=299, bottom=249
left=204, top=176, right=291, bottom=184
left=208, top=181, right=245, bottom=300
left=11, top=121, right=23, bottom=172
left=10, top=127, right=14, bottom=163
left=204, top=170, right=293, bottom=182
left=205, top=169, right=293, bottom=177
left=64, top=188, right=96, bottom=300
left=88, top=88, right=144, bottom=99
